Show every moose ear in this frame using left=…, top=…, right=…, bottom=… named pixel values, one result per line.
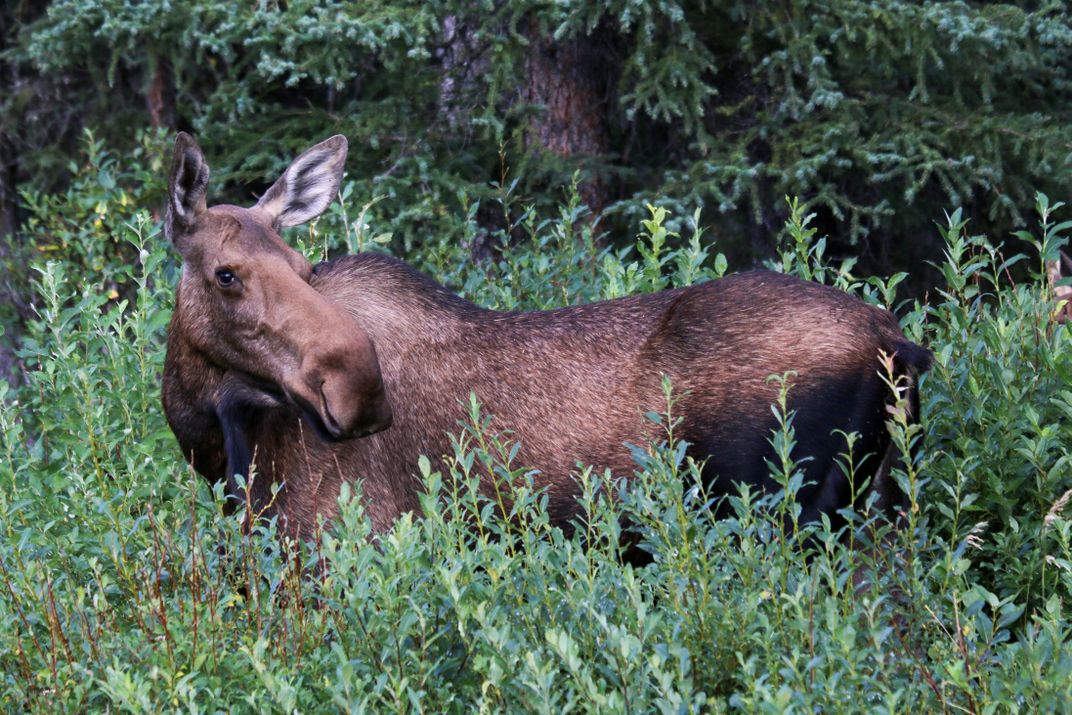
left=165, top=132, right=210, bottom=246
left=255, top=135, right=348, bottom=229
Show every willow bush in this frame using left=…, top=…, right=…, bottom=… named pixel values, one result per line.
left=0, top=137, right=1070, bottom=712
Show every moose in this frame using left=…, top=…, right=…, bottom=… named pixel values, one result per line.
left=162, top=133, right=931, bottom=542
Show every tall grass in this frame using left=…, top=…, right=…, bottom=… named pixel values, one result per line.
left=0, top=136, right=1070, bottom=712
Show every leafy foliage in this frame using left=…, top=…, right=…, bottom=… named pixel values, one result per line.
left=1, top=140, right=1071, bottom=712
left=4, top=2, right=1072, bottom=277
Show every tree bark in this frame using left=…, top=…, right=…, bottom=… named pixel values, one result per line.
left=0, top=137, right=14, bottom=240
left=0, top=3, right=23, bottom=383
left=437, top=14, right=488, bottom=131
left=437, top=14, right=613, bottom=217
left=146, top=55, right=176, bottom=130
left=0, top=134, right=25, bottom=385
left=522, top=24, right=611, bottom=216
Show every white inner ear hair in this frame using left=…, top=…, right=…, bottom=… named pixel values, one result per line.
left=280, top=150, right=341, bottom=221
left=172, top=189, right=189, bottom=218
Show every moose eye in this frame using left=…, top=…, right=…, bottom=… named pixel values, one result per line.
left=215, top=268, right=238, bottom=288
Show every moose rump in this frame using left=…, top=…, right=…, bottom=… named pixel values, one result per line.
left=638, top=271, right=931, bottom=524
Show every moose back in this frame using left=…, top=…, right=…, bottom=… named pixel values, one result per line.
left=161, top=133, right=931, bottom=540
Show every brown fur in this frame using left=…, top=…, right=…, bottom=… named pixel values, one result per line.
left=1048, top=249, right=1072, bottom=323
left=161, top=134, right=932, bottom=541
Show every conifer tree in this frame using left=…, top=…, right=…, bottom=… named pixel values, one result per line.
left=2, top=1, right=1070, bottom=276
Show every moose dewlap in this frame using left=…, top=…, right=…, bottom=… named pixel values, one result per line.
left=161, top=133, right=932, bottom=541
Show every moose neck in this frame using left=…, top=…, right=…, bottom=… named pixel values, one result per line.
left=161, top=284, right=230, bottom=481
left=309, top=253, right=486, bottom=357
left=166, top=282, right=225, bottom=394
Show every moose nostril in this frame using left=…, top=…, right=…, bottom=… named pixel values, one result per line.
left=317, top=383, right=343, bottom=436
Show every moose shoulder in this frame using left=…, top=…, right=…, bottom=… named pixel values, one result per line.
left=161, top=133, right=932, bottom=541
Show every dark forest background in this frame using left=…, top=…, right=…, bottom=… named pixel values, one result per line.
left=4, top=2, right=1071, bottom=267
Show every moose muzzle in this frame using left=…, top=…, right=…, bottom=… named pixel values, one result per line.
left=281, top=320, right=393, bottom=442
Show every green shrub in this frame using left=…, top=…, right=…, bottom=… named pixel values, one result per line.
left=1, top=139, right=1070, bottom=712
left=8, top=2, right=1072, bottom=275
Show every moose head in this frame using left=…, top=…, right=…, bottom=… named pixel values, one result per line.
left=165, top=133, right=392, bottom=441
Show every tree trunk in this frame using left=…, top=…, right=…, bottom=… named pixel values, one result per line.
left=0, top=2, right=24, bottom=383
left=437, top=15, right=613, bottom=217
left=437, top=15, right=488, bottom=130
left=0, top=138, right=14, bottom=240
left=0, top=134, right=24, bottom=385
left=147, top=55, right=175, bottom=130
left=522, top=23, right=611, bottom=216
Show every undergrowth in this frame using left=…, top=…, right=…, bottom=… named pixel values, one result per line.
left=0, top=138, right=1070, bottom=712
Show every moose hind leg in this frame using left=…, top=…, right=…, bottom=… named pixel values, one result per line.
left=786, top=370, right=894, bottom=527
